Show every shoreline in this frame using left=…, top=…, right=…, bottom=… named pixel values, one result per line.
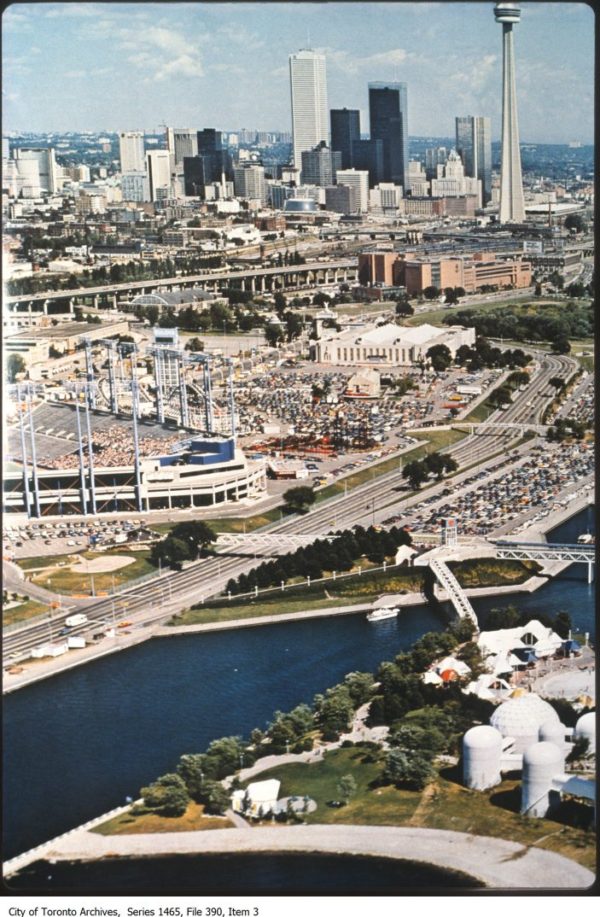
left=3, top=495, right=593, bottom=695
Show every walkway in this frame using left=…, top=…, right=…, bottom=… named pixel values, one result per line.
left=8, top=824, right=593, bottom=890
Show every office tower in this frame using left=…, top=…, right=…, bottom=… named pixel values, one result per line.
left=300, top=141, right=341, bottom=186
left=13, top=147, right=57, bottom=193
left=233, top=163, right=266, bottom=202
left=368, top=82, right=408, bottom=190
left=119, top=131, right=145, bottom=173
left=146, top=150, right=172, bottom=201
left=197, top=129, right=232, bottom=183
left=325, top=183, right=359, bottom=215
left=351, top=139, right=384, bottom=188
left=121, top=172, right=150, bottom=202
left=494, top=3, right=525, bottom=222
left=455, top=116, right=492, bottom=205
left=425, top=146, right=448, bottom=179
left=183, top=157, right=205, bottom=196
left=335, top=169, right=369, bottom=213
left=167, top=128, right=198, bottom=167
left=2, top=137, right=9, bottom=160
left=330, top=108, right=360, bottom=170
left=289, top=49, right=329, bottom=169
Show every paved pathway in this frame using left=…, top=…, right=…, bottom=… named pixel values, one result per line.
left=13, top=824, right=594, bottom=890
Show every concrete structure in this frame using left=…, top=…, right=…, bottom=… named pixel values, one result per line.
left=431, top=150, right=482, bottom=207
left=119, top=131, right=145, bottom=174
left=289, top=49, right=329, bottom=170
left=13, top=147, right=58, bottom=193
left=233, top=164, right=266, bottom=203
left=521, top=741, right=565, bottom=817
left=335, top=169, right=369, bottom=213
left=368, top=82, right=409, bottom=190
left=462, top=725, right=503, bottom=790
left=121, top=172, right=149, bottom=203
left=300, top=142, right=341, bottom=187
left=146, top=150, right=172, bottom=202
left=495, top=3, right=526, bottom=222
left=167, top=128, right=198, bottom=166
left=325, top=183, right=358, bottom=215
left=314, top=320, right=475, bottom=366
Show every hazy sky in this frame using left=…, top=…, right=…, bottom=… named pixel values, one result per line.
left=2, top=1, right=594, bottom=143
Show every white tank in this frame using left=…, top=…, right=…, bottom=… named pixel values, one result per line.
left=521, top=741, right=562, bottom=818
left=462, top=725, right=502, bottom=790
left=538, top=720, right=567, bottom=759
left=574, top=712, right=595, bottom=746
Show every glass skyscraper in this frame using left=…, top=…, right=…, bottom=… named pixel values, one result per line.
left=368, top=82, right=408, bottom=191
left=330, top=108, right=360, bottom=170
left=455, top=116, right=492, bottom=205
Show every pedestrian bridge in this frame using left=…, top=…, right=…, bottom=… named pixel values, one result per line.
left=412, top=551, right=479, bottom=630
left=216, top=532, right=334, bottom=555
left=492, top=541, right=595, bottom=583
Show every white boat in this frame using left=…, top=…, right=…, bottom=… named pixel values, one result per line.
left=366, top=606, right=399, bottom=622
left=577, top=533, right=594, bottom=544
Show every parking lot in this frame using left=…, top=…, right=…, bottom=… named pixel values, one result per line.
left=4, top=519, right=156, bottom=561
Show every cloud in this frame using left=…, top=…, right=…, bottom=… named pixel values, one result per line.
left=44, top=4, right=101, bottom=18
left=325, top=45, right=424, bottom=76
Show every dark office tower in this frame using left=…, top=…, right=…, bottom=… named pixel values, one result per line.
left=330, top=108, right=360, bottom=170
left=197, top=128, right=223, bottom=153
left=351, top=138, right=384, bottom=188
left=368, top=82, right=408, bottom=190
left=455, top=116, right=492, bottom=205
left=183, top=157, right=206, bottom=196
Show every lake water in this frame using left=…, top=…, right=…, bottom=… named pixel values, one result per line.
left=3, top=506, right=595, bottom=877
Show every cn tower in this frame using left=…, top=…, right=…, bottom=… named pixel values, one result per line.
left=495, top=2, right=525, bottom=223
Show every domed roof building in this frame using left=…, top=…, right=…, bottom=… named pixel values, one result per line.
left=489, top=693, right=559, bottom=753
left=574, top=711, right=596, bottom=747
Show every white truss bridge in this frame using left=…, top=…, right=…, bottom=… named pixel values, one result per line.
left=493, top=541, right=595, bottom=583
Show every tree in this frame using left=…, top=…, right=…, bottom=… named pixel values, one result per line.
left=6, top=354, right=26, bottom=382
left=426, top=344, right=452, bottom=373
left=422, top=285, right=441, bottom=300
left=403, top=461, right=427, bottom=490
left=265, top=322, right=285, bottom=347
left=564, top=213, right=586, bottom=234
left=337, top=774, right=357, bottom=805
left=395, top=299, right=414, bottom=316
left=344, top=671, right=375, bottom=706
left=283, top=485, right=316, bottom=514
left=383, top=748, right=435, bottom=790
left=443, top=287, right=458, bottom=305
left=185, top=337, right=205, bottom=352
left=177, top=753, right=211, bottom=800
left=204, top=782, right=231, bottom=815
left=314, top=684, right=353, bottom=740
left=140, top=773, right=190, bottom=817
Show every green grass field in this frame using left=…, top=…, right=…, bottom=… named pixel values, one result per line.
left=3, top=597, right=50, bottom=628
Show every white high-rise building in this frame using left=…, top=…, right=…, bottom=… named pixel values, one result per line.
left=119, top=131, right=146, bottom=173
left=167, top=128, right=198, bottom=167
left=335, top=169, right=370, bottom=213
left=13, top=147, right=57, bottom=193
left=494, top=3, right=525, bottom=223
left=289, top=49, right=328, bottom=170
left=146, top=150, right=172, bottom=201
left=233, top=164, right=266, bottom=203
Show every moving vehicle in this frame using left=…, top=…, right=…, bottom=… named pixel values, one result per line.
left=64, top=613, right=88, bottom=627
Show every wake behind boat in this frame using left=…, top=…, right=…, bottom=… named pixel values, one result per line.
left=366, top=606, right=399, bottom=622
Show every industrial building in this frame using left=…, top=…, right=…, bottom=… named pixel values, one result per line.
left=358, top=250, right=532, bottom=294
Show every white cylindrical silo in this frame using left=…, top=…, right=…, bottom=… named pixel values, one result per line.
left=539, top=720, right=567, bottom=759
left=463, top=725, right=502, bottom=790
left=521, top=741, right=562, bottom=818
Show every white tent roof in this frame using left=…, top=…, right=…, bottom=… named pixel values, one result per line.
left=478, top=619, right=562, bottom=659
left=246, top=779, right=280, bottom=804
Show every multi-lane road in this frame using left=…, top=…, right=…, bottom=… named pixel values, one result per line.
left=3, top=351, right=578, bottom=666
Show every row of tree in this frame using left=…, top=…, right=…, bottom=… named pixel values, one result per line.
left=225, top=525, right=413, bottom=596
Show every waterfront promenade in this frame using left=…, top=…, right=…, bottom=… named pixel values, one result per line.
left=5, top=824, right=594, bottom=890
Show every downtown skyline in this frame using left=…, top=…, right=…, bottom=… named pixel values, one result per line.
left=2, top=1, right=594, bottom=144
